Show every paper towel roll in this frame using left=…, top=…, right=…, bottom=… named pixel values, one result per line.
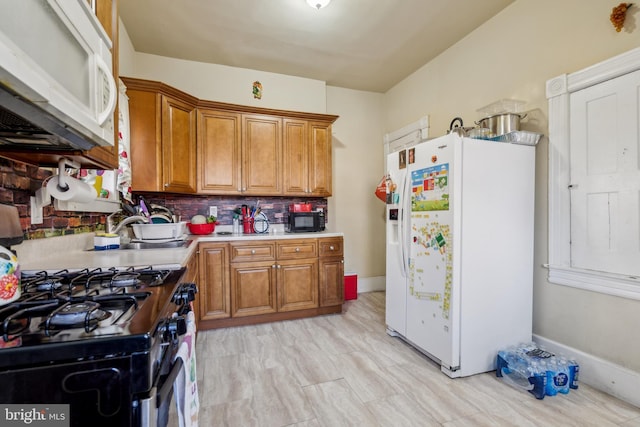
left=48, top=175, right=97, bottom=203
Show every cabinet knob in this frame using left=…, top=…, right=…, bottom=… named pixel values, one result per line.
left=272, top=264, right=277, bottom=269
left=329, top=246, right=334, bottom=251
left=277, top=265, right=281, bottom=269
left=295, top=247, right=300, bottom=252
left=251, top=249, right=256, bottom=254
left=341, top=259, right=344, bottom=263
left=164, top=183, right=169, bottom=187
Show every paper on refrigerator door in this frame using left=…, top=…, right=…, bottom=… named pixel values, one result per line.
left=408, top=163, right=453, bottom=319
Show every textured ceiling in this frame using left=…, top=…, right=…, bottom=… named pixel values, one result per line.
left=119, top=0, right=514, bottom=93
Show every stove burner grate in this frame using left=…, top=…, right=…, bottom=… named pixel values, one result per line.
left=43, top=301, right=112, bottom=333
left=107, top=272, right=140, bottom=288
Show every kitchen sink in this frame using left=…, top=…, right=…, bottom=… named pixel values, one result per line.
left=88, top=239, right=192, bottom=251
left=119, top=240, right=192, bottom=250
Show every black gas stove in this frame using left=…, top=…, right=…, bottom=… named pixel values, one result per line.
left=0, top=265, right=197, bottom=427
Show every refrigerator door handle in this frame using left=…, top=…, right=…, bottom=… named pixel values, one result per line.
left=398, top=169, right=411, bottom=277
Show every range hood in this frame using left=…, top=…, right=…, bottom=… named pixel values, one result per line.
left=0, top=84, right=98, bottom=151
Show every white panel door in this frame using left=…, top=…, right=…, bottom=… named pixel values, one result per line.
left=569, top=69, right=640, bottom=275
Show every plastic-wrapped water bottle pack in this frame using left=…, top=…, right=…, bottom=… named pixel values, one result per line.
left=496, top=342, right=579, bottom=400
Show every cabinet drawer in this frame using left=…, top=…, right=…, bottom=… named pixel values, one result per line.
left=230, top=241, right=276, bottom=262
left=277, top=239, right=318, bottom=260
left=319, top=238, right=343, bottom=258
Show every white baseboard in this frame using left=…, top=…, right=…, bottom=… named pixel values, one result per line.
left=533, top=334, right=640, bottom=408
left=357, top=275, right=385, bottom=293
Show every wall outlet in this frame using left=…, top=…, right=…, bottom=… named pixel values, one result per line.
left=30, top=196, right=43, bottom=224
left=36, top=186, right=51, bottom=206
left=209, top=206, right=218, bottom=218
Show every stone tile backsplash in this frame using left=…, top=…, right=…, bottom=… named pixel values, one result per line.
left=0, top=158, right=328, bottom=240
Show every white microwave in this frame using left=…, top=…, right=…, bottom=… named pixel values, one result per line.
left=0, top=0, right=116, bottom=150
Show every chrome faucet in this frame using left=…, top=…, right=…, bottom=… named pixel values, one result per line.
left=106, top=210, right=149, bottom=235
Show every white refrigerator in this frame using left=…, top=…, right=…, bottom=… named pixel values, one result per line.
left=385, top=133, right=535, bottom=378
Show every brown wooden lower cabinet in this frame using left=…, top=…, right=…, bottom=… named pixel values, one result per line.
left=198, top=242, right=231, bottom=321
left=319, top=257, right=344, bottom=307
left=277, top=258, right=318, bottom=312
left=196, top=236, right=343, bottom=330
left=231, top=260, right=277, bottom=317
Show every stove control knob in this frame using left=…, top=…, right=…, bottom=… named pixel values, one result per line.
left=172, top=282, right=198, bottom=306
left=160, top=315, right=187, bottom=343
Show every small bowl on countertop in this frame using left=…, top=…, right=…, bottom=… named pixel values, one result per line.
left=187, top=222, right=216, bottom=235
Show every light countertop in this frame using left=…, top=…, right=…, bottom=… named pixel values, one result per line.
left=15, top=231, right=343, bottom=272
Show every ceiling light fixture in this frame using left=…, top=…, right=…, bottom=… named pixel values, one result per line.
left=306, top=0, right=331, bottom=10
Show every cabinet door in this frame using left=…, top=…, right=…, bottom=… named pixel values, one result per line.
left=199, top=243, right=231, bottom=321
left=231, top=261, right=277, bottom=317
left=197, top=109, right=242, bottom=194
left=277, top=259, right=318, bottom=312
left=283, top=118, right=308, bottom=195
left=242, top=114, right=282, bottom=195
left=129, top=89, right=163, bottom=192
left=162, top=95, right=197, bottom=193
left=308, top=122, right=332, bottom=196
left=319, top=257, right=344, bottom=307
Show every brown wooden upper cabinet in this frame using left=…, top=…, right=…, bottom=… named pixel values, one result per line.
left=122, top=78, right=197, bottom=193
left=197, top=111, right=283, bottom=195
left=283, top=120, right=333, bottom=196
left=123, top=78, right=337, bottom=196
left=198, top=110, right=335, bottom=197
left=197, top=109, right=241, bottom=194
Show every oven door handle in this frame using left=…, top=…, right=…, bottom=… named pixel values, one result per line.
left=157, top=357, right=183, bottom=408
left=139, top=355, right=184, bottom=427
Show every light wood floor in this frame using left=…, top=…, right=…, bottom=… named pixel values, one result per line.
left=194, top=292, right=640, bottom=426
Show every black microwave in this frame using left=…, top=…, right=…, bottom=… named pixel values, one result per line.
left=287, top=211, right=325, bottom=233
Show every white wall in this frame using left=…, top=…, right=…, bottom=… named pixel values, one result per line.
left=326, top=86, right=386, bottom=291
left=119, top=21, right=326, bottom=114
left=383, top=0, right=640, bottom=397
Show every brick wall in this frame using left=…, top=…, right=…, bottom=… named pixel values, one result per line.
left=1, top=158, right=328, bottom=240
left=137, top=193, right=328, bottom=226
left=0, top=158, right=107, bottom=239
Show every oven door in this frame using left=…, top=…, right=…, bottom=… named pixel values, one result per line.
left=0, top=357, right=135, bottom=425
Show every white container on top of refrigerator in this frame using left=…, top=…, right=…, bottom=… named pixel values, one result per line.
left=385, top=132, right=535, bottom=378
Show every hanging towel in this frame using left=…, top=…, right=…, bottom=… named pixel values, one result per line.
left=173, top=310, right=199, bottom=427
